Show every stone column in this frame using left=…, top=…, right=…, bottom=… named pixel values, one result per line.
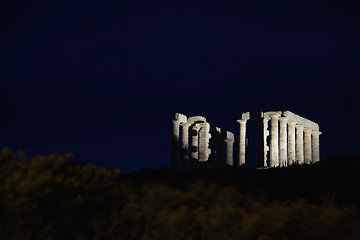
left=181, top=122, right=191, bottom=169
left=304, top=127, right=312, bottom=164
left=208, top=126, right=218, bottom=168
left=190, top=125, right=199, bottom=168
left=199, top=123, right=211, bottom=163
left=171, top=119, right=181, bottom=169
left=237, top=119, right=247, bottom=166
left=279, top=117, right=288, bottom=167
left=287, top=120, right=296, bottom=165
left=311, top=130, right=322, bottom=163
left=224, top=138, right=234, bottom=166
left=262, top=117, right=270, bottom=167
left=295, top=124, right=304, bottom=164
left=270, top=113, right=281, bottom=167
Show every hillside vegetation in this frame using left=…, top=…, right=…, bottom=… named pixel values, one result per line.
left=1, top=148, right=359, bottom=240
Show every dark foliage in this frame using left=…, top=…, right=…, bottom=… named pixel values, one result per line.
left=1, top=148, right=359, bottom=240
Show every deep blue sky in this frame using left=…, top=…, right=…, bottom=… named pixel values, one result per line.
left=1, top=0, right=359, bottom=172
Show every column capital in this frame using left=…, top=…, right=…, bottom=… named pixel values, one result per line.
left=279, top=116, right=289, bottom=123
left=295, top=124, right=304, bottom=130
left=237, top=119, right=248, bottom=124
left=311, top=130, right=322, bottom=136
left=180, top=122, right=191, bottom=127
left=287, top=120, right=296, bottom=126
left=304, top=127, right=312, bottom=133
left=224, top=138, right=234, bottom=144
left=270, top=113, right=281, bottom=119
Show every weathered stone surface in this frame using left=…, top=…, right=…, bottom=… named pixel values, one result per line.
left=181, top=122, right=191, bottom=169
left=262, top=116, right=270, bottom=167
left=224, top=131, right=234, bottom=166
left=279, top=117, right=288, bottom=167
left=191, top=125, right=199, bottom=158
left=175, top=113, right=187, bottom=123
left=190, top=124, right=200, bottom=168
left=304, top=127, right=312, bottom=164
left=171, top=113, right=188, bottom=169
left=270, top=113, right=281, bottom=167
left=237, top=119, right=247, bottom=166
left=241, top=112, right=250, bottom=120
left=199, top=122, right=211, bottom=162
left=263, top=111, right=282, bottom=119
left=287, top=120, right=296, bottom=165
left=311, top=130, right=321, bottom=163
left=295, top=124, right=304, bottom=164
left=187, top=116, right=206, bottom=124
left=172, top=120, right=181, bottom=140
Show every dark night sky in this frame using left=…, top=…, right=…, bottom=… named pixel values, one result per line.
left=1, top=0, right=359, bottom=172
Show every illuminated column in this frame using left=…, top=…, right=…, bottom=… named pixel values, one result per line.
left=304, top=127, right=312, bottom=164
left=171, top=119, right=181, bottom=169
left=181, top=122, right=191, bottom=169
left=311, top=130, right=322, bottom=163
left=224, top=138, right=234, bottom=166
left=237, top=119, right=247, bottom=166
left=262, top=116, right=270, bottom=167
left=279, top=117, right=288, bottom=167
left=295, top=124, right=304, bottom=164
left=199, top=123, right=211, bottom=163
left=287, top=120, right=296, bottom=165
left=190, top=125, right=200, bottom=168
left=270, top=113, right=281, bottom=167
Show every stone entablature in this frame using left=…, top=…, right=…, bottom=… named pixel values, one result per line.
left=171, top=111, right=321, bottom=169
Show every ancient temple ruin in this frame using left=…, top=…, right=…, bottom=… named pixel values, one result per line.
left=171, top=111, right=321, bottom=169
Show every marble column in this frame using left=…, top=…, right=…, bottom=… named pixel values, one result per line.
left=287, top=120, right=296, bottom=165
left=295, top=124, right=304, bottom=164
left=262, top=117, right=270, bottom=167
left=279, top=117, right=288, bottom=167
left=199, top=123, right=211, bottom=163
left=190, top=125, right=199, bottom=168
left=304, top=127, right=312, bottom=164
left=171, top=119, right=181, bottom=169
left=270, top=113, right=281, bottom=167
left=237, top=119, right=247, bottom=166
left=181, top=122, right=191, bottom=169
left=224, top=138, right=234, bottom=166
left=311, top=130, right=322, bottom=163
